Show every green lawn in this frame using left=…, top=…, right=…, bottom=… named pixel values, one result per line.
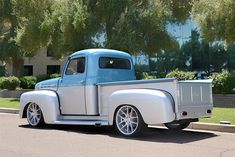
left=200, top=107, right=235, bottom=125
left=0, top=98, right=20, bottom=109
left=0, top=98, right=234, bottom=124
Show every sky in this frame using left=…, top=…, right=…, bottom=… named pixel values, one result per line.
left=167, top=19, right=199, bottom=46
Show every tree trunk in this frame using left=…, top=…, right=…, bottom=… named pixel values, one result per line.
left=12, top=58, right=24, bottom=77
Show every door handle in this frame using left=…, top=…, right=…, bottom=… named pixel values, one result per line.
left=80, top=80, right=85, bottom=84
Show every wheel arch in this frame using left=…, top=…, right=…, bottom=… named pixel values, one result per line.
left=20, top=90, right=60, bottom=124
left=108, top=89, right=175, bottom=125
left=22, top=102, right=31, bottom=118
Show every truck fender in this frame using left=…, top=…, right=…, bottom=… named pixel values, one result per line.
left=108, top=89, right=175, bottom=125
left=20, top=90, right=60, bottom=124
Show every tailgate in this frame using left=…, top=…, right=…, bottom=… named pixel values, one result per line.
left=176, top=80, right=213, bottom=120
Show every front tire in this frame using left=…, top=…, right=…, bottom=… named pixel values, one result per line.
left=27, top=103, right=45, bottom=127
left=114, top=105, right=147, bottom=136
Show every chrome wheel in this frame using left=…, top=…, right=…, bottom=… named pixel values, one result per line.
left=115, top=105, right=139, bottom=136
left=27, top=103, right=43, bottom=126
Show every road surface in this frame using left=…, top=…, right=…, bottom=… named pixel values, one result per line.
left=0, top=113, right=235, bottom=157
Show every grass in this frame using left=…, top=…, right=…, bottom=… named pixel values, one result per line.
left=200, top=107, right=235, bottom=125
left=0, top=98, right=20, bottom=109
left=0, top=98, right=234, bottom=125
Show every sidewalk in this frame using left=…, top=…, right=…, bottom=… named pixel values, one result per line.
left=1, top=108, right=235, bottom=133
left=0, top=108, right=19, bottom=114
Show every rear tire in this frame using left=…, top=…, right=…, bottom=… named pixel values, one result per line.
left=165, top=121, right=190, bottom=130
left=114, top=105, right=147, bottom=137
left=27, top=103, right=45, bottom=127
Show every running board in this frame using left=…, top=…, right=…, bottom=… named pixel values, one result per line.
left=53, top=120, right=109, bottom=126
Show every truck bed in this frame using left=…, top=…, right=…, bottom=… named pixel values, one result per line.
left=97, top=78, right=213, bottom=120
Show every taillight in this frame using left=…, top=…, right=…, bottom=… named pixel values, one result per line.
left=182, top=111, right=188, bottom=116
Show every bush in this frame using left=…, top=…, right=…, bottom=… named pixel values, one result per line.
left=209, top=70, right=235, bottom=94
left=20, top=76, right=37, bottom=89
left=166, top=69, right=196, bottom=80
left=142, top=72, right=156, bottom=80
left=0, top=76, right=20, bottom=90
left=135, top=72, right=157, bottom=80
left=50, top=73, right=61, bottom=78
left=148, top=71, right=166, bottom=78
left=36, top=74, right=50, bottom=83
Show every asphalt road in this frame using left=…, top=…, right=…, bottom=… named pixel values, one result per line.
left=0, top=113, right=235, bottom=157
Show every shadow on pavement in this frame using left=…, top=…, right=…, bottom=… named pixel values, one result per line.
left=19, top=124, right=217, bottom=144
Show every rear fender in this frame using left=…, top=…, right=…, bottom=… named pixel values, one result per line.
left=20, top=90, right=60, bottom=124
left=108, top=89, right=175, bottom=125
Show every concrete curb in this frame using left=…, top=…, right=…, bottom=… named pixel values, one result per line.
left=188, top=122, right=235, bottom=133
left=0, top=108, right=19, bottom=114
left=150, top=123, right=235, bottom=134
left=0, top=108, right=234, bottom=133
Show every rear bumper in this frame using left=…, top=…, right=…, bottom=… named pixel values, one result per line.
left=176, top=105, right=213, bottom=120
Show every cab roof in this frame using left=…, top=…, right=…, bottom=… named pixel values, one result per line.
left=69, top=49, right=131, bottom=58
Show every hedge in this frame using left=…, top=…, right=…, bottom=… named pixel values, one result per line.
left=36, top=74, right=50, bottom=83
left=209, top=70, right=235, bottom=94
left=50, top=73, right=61, bottom=78
left=0, top=76, right=20, bottom=90
left=166, top=69, right=196, bottom=80
left=20, top=76, right=37, bottom=89
left=0, top=73, right=61, bottom=90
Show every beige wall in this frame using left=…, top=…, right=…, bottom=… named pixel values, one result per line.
left=0, top=48, right=66, bottom=76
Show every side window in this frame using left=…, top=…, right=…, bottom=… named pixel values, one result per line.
left=65, top=57, right=85, bottom=75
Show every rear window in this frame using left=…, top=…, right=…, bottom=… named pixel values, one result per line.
left=99, top=57, right=131, bottom=69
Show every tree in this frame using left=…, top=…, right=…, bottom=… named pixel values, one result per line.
left=192, top=0, right=235, bottom=45
left=97, top=0, right=180, bottom=55
left=0, top=0, right=24, bottom=76
left=174, top=30, right=229, bottom=73
left=13, top=0, right=100, bottom=58
left=150, top=51, right=177, bottom=74
left=14, top=0, right=182, bottom=57
left=227, top=44, right=235, bottom=71
left=162, top=0, right=194, bottom=24
left=2, top=0, right=195, bottom=76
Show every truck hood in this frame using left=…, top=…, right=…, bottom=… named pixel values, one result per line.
left=35, top=78, right=60, bottom=91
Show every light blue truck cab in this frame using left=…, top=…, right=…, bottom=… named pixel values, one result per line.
left=20, top=49, right=213, bottom=136
left=36, top=49, right=135, bottom=88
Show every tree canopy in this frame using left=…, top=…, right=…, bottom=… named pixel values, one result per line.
left=192, top=0, right=235, bottom=45
left=1, top=0, right=235, bottom=76
left=10, top=0, right=184, bottom=58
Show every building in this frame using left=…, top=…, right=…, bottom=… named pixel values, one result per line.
left=0, top=48, right=65, bottom=76
left=0, top=48, right=150, bottom=77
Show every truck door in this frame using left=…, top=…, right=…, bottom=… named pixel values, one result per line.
left=58, top=56, right=86, bottom=115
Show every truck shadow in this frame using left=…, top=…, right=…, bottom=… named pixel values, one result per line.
left=19, top=124, right=217, bottom=144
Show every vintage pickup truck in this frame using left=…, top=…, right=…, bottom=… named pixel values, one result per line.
left=20, top=49, right=213, bottom=136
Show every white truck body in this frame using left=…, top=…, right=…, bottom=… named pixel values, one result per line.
left=20, top=49, right=213, bottom=136
left=98, top=79, right=213, bottom=125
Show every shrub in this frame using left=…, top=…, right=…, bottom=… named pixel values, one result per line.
left=0, top=76, right=20, bottom=90
left=148, top=71, right=166, bottom=78
left=135, top=71, right=143, bottom=80
left=142, top=72, right=156, bottom=80
left=36, top=74, right=50, bottom=83
left=50, top=73, right=61, bottom=78
left=209, top=70, right=235, bottom=94
left=20, top=76, right=37, bottom=89
left=166, top=69, right=196, bottom=80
